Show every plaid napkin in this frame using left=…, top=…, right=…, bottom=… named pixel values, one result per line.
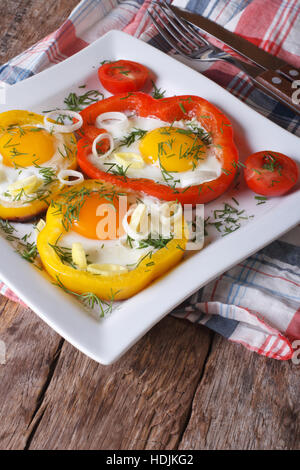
left=0, top=0, right=299, bottom=360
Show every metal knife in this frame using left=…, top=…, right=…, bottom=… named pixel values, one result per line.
left=169, top=4, right=300, bottom=115
left=171, top=5, right=300, bottom=82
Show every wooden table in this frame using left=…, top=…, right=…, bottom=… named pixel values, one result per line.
left=0, top=0, right=299, bottom=451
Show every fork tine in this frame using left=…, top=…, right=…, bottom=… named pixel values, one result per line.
left=151, top=1, right=201, bottom=51
left=149, top=7, right=194, bottom=55
left=147, top=10, right=193, bottom=58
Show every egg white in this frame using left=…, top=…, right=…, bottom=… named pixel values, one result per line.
left=59, top=232, right=151, bottom=269
left=0, top=124, right=74, bottom=206
left=88, top=115, right=222, bottom=188
left=58, top=194, right=166, bottom=271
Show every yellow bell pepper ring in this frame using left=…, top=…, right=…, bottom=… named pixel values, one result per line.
left=37, top=180, right=188, bottom=301
left=0, top=110, right=77, bottom=222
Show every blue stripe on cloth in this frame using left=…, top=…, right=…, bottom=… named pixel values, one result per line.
left=53, top=0, right=109, bottom=47
left=237, top=255, right=263, bottom=306
left=204, top=315, right=239, bottom=338
left=223, top=273, right=300, bottom=301
left=0, top=65, right=34, bottom=84
left=226, top=0, right=253, bottom=23
left=206, top=0, right=221, bottom=18
left=186, top=0, right=211, bottom=15
left=227, top=254, right=259, bottom=318
left=251, top=257, right=300, bottom=279
left=195, top=312, right=206, bottom=323
left=268, top=101, right=300, bottom=131
left=70, top=0, right=102, bottom=24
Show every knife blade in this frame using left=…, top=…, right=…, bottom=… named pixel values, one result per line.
left=171, top=5, right=300, bottom=83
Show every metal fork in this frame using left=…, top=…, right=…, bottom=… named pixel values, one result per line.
left=148, top=1, right=263, bottom=78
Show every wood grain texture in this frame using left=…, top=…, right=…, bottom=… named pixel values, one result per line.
left=0, top=295, right=62, bottom=450
left=27, top=318, right=212, bottom=450
left=179, top=335, right=300, bottom=450
left=0, top=0, right=79, bottom=63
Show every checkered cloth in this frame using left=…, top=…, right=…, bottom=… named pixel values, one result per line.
left=0, top=0, right=299, bottom=360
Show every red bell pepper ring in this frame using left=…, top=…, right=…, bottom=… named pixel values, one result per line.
left=77, top=92, right=239, bottom=204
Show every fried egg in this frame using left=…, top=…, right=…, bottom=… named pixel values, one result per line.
left=88, top=113, right=222, bottom=188
left=0, top=110, right=77, bottom=214
left=57, top=191, right=183, bottom=273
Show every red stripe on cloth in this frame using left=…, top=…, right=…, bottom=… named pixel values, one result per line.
left=272, top=334, right=293, bottom=360
left=55, top=19, right=88, bottom=58
left=269, top=0, right=297, bottom=56
left=286, top=307, right=300, bottom=341
left=257, top=334, right=272, bottom=355
left=278, top=48, right=300, bottom=67
left=236, top=307, right=294, bottom=359
left=234, top=0, right=279, bottom=47
left=232, top=77, right=252, bottom=101
left=275, top=340, right=289, bottom=358
left=0, top=283, right=26, bottom=307
left=210, top=274, right=224, bottom=301
left=273, top=2, right=300, bottom=57
left=266, top=337, right=280, bottom=357
left=214, top=0, right=231, bottom=22
left=123, top=0, right=152, bottom=35
left=238, top=263, right=300, bottom=288
left=204, top=61, right=239, bottom=88
left=51, top=40, right=68, bottom=63
left=264, top=1, right=289, bottom=54
left=230, top=337, right=293, bottom=360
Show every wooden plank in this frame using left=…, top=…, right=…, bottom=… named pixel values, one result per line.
left=0, top=0, right=80, bottom=63
left=0, top=0, right=212, bottom=451
left=0, top=295, right=62, bottom=450
left=179, top=334, right=300, bottom=450
left=27, top=317, right=212, bottom=450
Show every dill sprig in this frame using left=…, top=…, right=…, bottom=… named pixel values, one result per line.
left=16, top=241, right=38, bottom=264
left=0, top=219, right=18, bottom=241
left=49, top=242, right=75, bottom=268
left=207, top=202, right=253, bottom=237
left=186, top=123, right=212, bottom=146
left=138, top=234, right=173, bottom=250
left=151, top=80, right=166, bottom=100
left=51, top=186, right=124, bottom=232
left=54, top=276, right=119, bottom=316
left=51, top=187, right=93, bottom=232
left=103, top=162, right=130, bottom=178
left=255, top=196, right=268, bottom=205
left=158, top=153, right=179, bottom=188
left=0, top=219, right=40, bottom=264
left=262, top=152, right=283, bottom=174
left=64, top=90, right=104, bottom=111
left=118, top=128, right=147, bottom=148
left=33, top=162, right=57, bottom=185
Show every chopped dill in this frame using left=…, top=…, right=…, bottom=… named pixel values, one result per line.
left=151, top=80, right=166, bottom=100
left=64, top=89, right=104, bottom=111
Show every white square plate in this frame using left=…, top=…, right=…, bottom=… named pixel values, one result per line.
left=1, top=31, right=299, bottom=364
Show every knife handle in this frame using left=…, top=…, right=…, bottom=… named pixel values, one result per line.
left=276, top=63, right=300, bottom=82
left=255, top=70, right=300, bottom=115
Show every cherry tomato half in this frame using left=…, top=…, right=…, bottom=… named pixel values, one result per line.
left=244, top=151, right=299, bottom=196
left=98, top=60, right=149, bottom=94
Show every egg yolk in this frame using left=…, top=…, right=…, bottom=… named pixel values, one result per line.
left=72, top=193, right=128, bottom=240
left=139, top=127, right=206, bottom=173
left=0, top=126, right=55, bottom=167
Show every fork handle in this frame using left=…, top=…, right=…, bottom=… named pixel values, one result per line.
left=276, top=64, right=300, bottom=82
left=254, top=70, right=300, bottom=115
